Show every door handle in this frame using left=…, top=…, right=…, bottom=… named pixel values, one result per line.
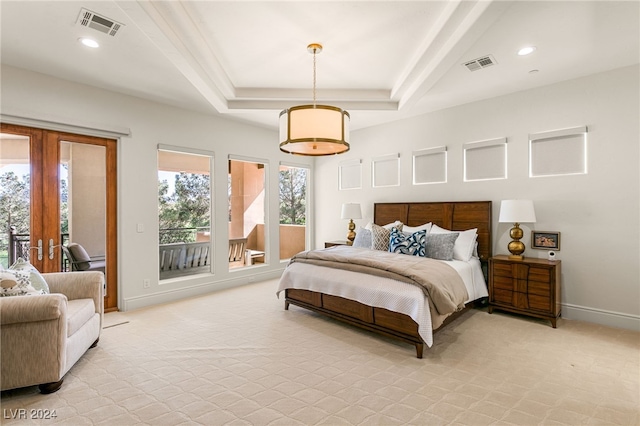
left=38, top=239, right=43, bottom=261
left=48, top=239, right=61, bottom=260
left=29, top=239, right=43, bottom=261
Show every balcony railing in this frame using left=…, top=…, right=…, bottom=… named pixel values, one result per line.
left=159, top=226, right=210, bottom=245
left=7, top=226, right=30, bottom=265
left=3, top=227, right=72, bottom=269
left=3, top=225, right=306, bottom=273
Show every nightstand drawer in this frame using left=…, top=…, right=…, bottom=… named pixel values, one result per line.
left=493, top=263, right=551, bottom=281
left=492, top=276, right=551, bottom=294
left=492, top=263, right=514, bottom=277
left=492, top=275, right=515, bottom=291
left=528, top=267, right=551, bottom=283
left=491, top=289, right=551, bottom=312
left=528, top=280, right=552, bottom=296
left=491, top=288, right=514, bottom=305
left=528, top=294, right=551, bottom=312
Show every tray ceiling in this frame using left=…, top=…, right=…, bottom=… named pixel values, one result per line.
left=1, top=1, right=638, bottom=130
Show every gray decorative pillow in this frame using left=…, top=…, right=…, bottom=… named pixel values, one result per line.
left=371, top=223, right=392, bottom=251
left=424, top=233, right=459, bottom=261
left=10, top=257, right=50, bottom=294
left=353, top=227, right=372, bottom=249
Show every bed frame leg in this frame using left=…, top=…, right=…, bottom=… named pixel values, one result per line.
left=415, top=343, right=424, bottom=359
left=284, top=300, right=290, bottom=310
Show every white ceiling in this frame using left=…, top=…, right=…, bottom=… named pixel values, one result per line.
left=1, top=1, right=638, bottom=131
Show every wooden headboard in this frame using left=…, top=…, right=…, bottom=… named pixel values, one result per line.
left=374, top=201, right=492, bottom=262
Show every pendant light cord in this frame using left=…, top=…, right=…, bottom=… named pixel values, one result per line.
left=312, top=47, right=317, bottom=107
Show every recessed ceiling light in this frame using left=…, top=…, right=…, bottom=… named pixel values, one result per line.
left=79, top=37, right=99, bottom=48
left=518, top=46, right=536, bottom=56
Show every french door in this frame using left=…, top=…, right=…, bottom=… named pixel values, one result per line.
left=0, top=123, right=118, bottom=311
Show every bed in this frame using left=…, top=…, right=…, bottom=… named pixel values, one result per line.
left=277, top=201, right=492, bottom=358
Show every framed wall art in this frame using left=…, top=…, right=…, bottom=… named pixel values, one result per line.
left=531, top=231, right=561, bottom=250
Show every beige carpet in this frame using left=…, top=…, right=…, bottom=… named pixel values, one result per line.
left=1, top=278, right=638, bottom=425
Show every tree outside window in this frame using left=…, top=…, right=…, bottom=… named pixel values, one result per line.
left=279, top=167, right=306, bottom=225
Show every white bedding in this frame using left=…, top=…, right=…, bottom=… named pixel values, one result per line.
left=276, top=256, right=488, bottom=347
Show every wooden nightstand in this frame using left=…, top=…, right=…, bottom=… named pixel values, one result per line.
left=324, top=240, right=350, bottom=248
left=488, top=255, right=561, bottom=328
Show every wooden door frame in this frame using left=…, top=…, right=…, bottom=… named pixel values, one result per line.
left=1, top=123, right=118, bottom=311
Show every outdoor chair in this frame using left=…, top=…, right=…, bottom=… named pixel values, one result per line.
left=62, top=243, right=106, bottom=273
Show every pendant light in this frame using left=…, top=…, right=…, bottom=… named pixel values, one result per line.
left=279, top=43, right=350, bottom=156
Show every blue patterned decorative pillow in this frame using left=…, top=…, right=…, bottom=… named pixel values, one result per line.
left=389, top=227, right=427, bottom=256
left=423, top=233, right=459, bottom=261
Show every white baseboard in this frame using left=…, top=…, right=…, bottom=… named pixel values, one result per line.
left=122, top=269, right=282, bottom=311
left=123, top=279, right=640, bottom=332
left=562, top=303, right=640, bottom=332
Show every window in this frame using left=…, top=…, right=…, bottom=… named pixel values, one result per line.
left=413, top=147, right=447, bottom=185
left=339, top=159, right=362, bottom=190
left=464, top=138, right=507, bottom=181
left=228, top=157, right=266, bottom=269
left=158, top=147, right=212, bottom=280
left=529, top=126, right=587, bottom=177
left=372, top=153, right=400, bottom=187
left=279, top=164, right=309, bottom=261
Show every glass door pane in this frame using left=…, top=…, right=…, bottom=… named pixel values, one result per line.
left=60, top=141, right=106, bottom=278
left=0, top=133, right=31, bottom=268
left=279, top=165, right=308, bottom=261
left=229, top=159, right=266, bottom=270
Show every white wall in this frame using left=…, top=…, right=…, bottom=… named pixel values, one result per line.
left=1, top=65, right=310, bottom=311
left=315, top=65, right=640, bottom=331
left=3, top=64, right=638, bottom=331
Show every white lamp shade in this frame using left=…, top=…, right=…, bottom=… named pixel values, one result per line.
left=499, top=200, right=537, bottom=223
left=341, top=203, right=362, bottom=220
left=279, top=105, right=350, bottom=156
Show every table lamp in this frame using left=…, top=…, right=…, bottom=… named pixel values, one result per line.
left=498, top=199, right=536, bottom=260
left=341, top=203, right=362, bottom=245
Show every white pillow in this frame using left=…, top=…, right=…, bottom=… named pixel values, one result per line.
left=430, top=224, right=477, bottom=261
left=402, top=222, right=432, bottom=234
left=9, top=258, right=50, bottom=294
left=0, top=269, right=45, bottom=297
left=365, top=220, right=403, bottom=231
left=383, top=221, right=403, bottom=231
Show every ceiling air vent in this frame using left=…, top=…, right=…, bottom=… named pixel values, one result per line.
left=463, top=55, right=497, bottom=72
left=77, top=8, right=124, bottom=36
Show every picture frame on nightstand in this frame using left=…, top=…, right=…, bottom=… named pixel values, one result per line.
left=531, top=231, right=561, bottom=250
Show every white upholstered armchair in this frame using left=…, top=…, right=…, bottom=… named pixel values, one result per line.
left=0, top=271, right=103, bottom=393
